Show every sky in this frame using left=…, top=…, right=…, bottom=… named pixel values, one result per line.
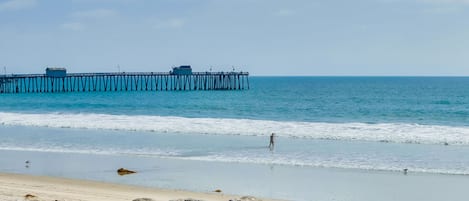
left=1, top=0, right=469, bottom=76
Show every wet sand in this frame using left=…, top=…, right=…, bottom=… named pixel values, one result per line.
left=2, top=149, right=469, bottom=201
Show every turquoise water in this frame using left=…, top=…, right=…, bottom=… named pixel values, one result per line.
left=2, top=77, right=469, bottom=124
left=2, top=77, right=469, bottom=175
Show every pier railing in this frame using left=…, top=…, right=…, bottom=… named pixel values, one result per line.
left=0, top=72, right=250, bottom=93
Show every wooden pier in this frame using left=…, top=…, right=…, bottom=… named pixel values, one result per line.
left=0, top=72, right=249, bottom=93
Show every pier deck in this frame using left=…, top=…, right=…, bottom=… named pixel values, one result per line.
left=0, top=72, right=249, bottom=93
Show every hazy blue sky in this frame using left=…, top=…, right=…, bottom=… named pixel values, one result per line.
left=1, top=0, right=469, bottom=75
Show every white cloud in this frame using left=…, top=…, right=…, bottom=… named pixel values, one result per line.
left=0, top=0, right=37, bottom=11
left=418, top=0, right=469, bottom=4
left=72, top=9, right=118, bottom=19
left=153, top=18, right=186, bottom=29
left=71, top=0, right=134, bottom=3
left=276, top=9, right=295, bottom=16
left=61, top=22, right=86, bottom=31
left=61, top=9, right=117, bottom=31
left=168, top=19, right=185, bottom=28
left=416, top=0, right=469, bottom=13
left=423, top=6, right=463, bottom=13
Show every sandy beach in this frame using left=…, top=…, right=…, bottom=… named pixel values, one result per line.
left=0, top=172, right=273, bottom=201
left=3, top=135, right=469, bottom=201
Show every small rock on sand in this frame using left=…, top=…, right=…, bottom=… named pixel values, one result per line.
left=24, top=194, right=38, bottom=200
left=169, top=199, right=205, bottom=201
left=132, top=198, right=155, bottom=201
left=214, top=189, right=222, bottom=193
left=117, top=168, right=137, bottom=176
left=230, top=196, right=263, bottom=201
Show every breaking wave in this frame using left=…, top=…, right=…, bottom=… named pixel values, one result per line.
left=1, top=112, right=469, bottom=145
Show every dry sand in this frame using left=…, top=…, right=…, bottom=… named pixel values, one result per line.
left=0, top=173, right=276, bottom=201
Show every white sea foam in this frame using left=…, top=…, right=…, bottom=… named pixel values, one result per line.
left=183, top=154, right=469, bottom=175
left=0, top=146, right=181, bottom=157
left=1, top=112, right=469, bottom=145
left=2, top=145, right=468, bottom=175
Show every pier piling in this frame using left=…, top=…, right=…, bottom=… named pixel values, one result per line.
left=0, top=72, right=249, bottom=94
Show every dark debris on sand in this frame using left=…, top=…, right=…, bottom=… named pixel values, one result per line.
left=230, top=196, right=263, bottom=201
left=169, top=199, right=205, bottom=201
left=133, top=198, right=155, bottom=201
left=117, top=168, right=137, bottom=176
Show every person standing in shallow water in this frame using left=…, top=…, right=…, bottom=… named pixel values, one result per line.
left=269, top=133, right=275, bottom=150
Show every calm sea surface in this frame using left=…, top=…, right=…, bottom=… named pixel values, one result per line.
left=2, top=77, right=469, bottom=175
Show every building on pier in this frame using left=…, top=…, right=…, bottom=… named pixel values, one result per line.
left=46, top=68, right=67, bottom=77
left=170, top=65, right=192, bottom=75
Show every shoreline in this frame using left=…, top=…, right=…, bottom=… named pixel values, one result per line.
left=2, top=149, right=469, bottom=201
left=0, top=149, right=290, bottom=200
left=0, top=172, right=275, bottom=201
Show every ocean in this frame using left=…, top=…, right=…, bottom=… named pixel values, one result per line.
left=2, top=76, right=469, bottom=200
